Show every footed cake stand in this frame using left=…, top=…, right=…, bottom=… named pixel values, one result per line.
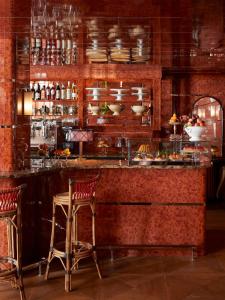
left=169, top=122, right=182, bottom=140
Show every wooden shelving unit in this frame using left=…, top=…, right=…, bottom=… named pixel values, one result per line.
left=29, top=17, right=162, bottom=138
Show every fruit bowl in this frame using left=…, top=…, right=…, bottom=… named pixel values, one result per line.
left=185, top=126, right=206, bottom=141
left=131, top=105, right=146, bottom=116
left=108, top=104, right=122, bottom=116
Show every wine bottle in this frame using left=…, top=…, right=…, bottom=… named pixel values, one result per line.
left=34, top=83, right=41, bottom=100
left=71, top=83, right=77, bottom=100
left=56, top=82, right=61, bottom=100
left=30, top=82, right=35, bottom=100
left=61, top=84, right=66, bottom=100
left=50, top=83, right=56, bottom=100
left=46, top=83, right=51, bottom=100
left=41, top=85, right=46, bottom=100
left=66, top=81, right=71, bottom=99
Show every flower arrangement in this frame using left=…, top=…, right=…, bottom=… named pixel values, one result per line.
left=169, top=113, right=206, bottom=127
left=180, top=114, right=205, bottom=127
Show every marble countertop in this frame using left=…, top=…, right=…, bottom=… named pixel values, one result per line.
left=0, top=159, right=211, bottom=178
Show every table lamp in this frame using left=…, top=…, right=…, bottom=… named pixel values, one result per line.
left=68, top=129, right=93, bottom=160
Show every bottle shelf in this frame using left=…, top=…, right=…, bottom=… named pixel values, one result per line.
left=32, top=99, right=78, bottom=103
left=31, top=115, right=78, bottom=120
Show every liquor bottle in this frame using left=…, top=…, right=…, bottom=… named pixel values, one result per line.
left=40, top=31, right=47, bottom=65
left=35, top=29, right=41, bottom=49
left=46, top=40, right=51, bottom=65
left=66, top=81, right=71, bottom=99
left=46, top=83, right=51, bottom=100
left=50, top=83, right=56, bottom=100
left=72, top=41, right=77, bottom=64
left=39, top=49, right=46, bottom=65
left=55, top=31, right=61, bottom=66
left=65, top=39, right=72, bottom=65
left=56, top=83, right=61, bottom=100
left=61, top=84, right=66, bottom=100
left=34, top=83, right=41, bottom=100
left=31, top=36, right=36, bottom=50
left=71, top=83, right=77, bottom=100
left=41, top=85, right=46, bottom=100
left=50, top=41, right=56, bottom=66
left=60, top=28, right=66, bottom=65
left=30, top=82, right=35, bottom=100
left=55, top=31, right=61, bottom=50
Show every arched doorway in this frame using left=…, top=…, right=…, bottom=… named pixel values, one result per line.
left=193, top=97, right=223, bottom=157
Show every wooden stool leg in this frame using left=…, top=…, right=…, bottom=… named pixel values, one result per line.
left=45, top=202, right=56, bottom=280
left=91, top=202, right=102, bottom=279
left=18, top=277, right=26, bottom=300
left=73, top=209, right=79, bottom=270
left=65, top=199, right=73, bottom=292
left=17, top=199, right=26, bottom=300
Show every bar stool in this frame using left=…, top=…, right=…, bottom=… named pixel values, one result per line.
left=45, top=174, right=102, bottom=292
left=0, top=185, right=26, bottom=300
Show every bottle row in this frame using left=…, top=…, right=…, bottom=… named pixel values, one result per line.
left=31, top=45, right=77, bottom=66
left=30, top=81, right=78, bottom=101
left=33, top=104, right=77, bottom=116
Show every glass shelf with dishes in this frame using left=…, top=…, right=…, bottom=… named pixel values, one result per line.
left=85, top=17, right=152, bottom=64
left=127, top=138, right=212, bottom=166
left=85, top=80, right=153, bottom=127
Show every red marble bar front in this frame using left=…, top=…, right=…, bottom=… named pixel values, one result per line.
left=0, top=165, right=207, bottom=264
left=63, top=168, right=206, bottom=257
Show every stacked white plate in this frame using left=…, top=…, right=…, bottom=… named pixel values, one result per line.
left=131, top=87, right=148, bottom=101
left=86, top=39, right=108, bottom=63
left=110, top=88, right=128, bottom=101
left=131, top=47, right=150, bottom=63
left=86, top=87, right=106, bottom=101
left=131, top=39, right=150, bottom=63
left=109, top=39, right=130, bottom=63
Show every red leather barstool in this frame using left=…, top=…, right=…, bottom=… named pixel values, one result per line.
left=45, top=174, right=102, bottom=292
left=0, top=185, right=26, bottom=300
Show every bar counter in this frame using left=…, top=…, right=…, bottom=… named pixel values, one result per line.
left=0, top=160, right=209, bottom=264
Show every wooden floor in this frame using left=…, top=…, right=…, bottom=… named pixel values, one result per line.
left=2, top=208, right=225, bottom=300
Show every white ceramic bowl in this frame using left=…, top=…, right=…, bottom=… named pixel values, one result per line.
left=89, top=105, right=99, bottom=115
left=108, top=104, right=122, bottom=116
left=131, top=105, right=146, bottom=116
left=185, top=126, right=206, bottom=141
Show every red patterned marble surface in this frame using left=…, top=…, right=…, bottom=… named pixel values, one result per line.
left=0, top=166, right=207, bottom=264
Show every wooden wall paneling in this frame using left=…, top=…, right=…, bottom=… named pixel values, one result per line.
left=152, top=13, right=161, bottom=65
left=152, top=79, right=161, bottom=130
left=161, top=79, right=172, bottom=128
left=78, top=79, right=84, bottom=127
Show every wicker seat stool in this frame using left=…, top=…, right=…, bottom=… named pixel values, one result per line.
left=45, top=174, right=102, bottom=292
left=0, top=185, right=26, bottom=300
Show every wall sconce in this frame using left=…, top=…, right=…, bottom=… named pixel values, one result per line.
left=17, top=91, right=33, bottom=116
left=67, top=129, right=93, bottom=160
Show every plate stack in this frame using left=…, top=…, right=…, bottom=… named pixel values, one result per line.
left=86, top=19, right=108, bottom=63
left=86, top=39, right=108, bottom=63
left=109, top=39, right=130, bottom=63
left=131, top=39, right=150, bottom=63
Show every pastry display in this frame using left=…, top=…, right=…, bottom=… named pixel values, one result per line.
left=133, top=154, right=142, bottom=161
left=137, top=144, right=151, bottom=153
left=182, top=145, right=207, bottom=153
left=154, top=151, right=168, bottom=161
left=97, top=140, right=110, bottom=148
left=168, top=152, right=183, bottom=161
left=145, top=153, right=154, bottom=160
